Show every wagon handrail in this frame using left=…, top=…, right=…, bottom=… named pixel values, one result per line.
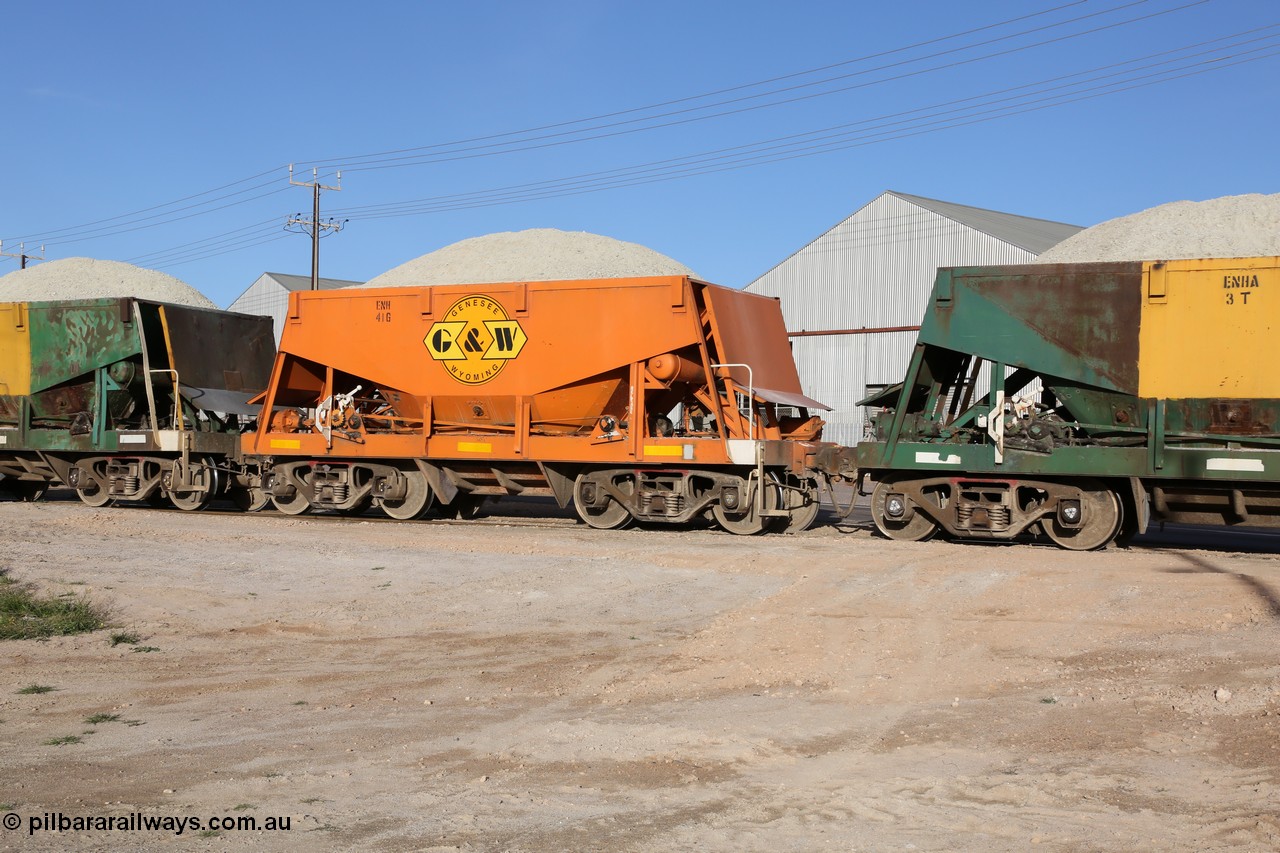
left=148, top=368, right=183, bottom=432
left=710, top=362, right=754, bottom=441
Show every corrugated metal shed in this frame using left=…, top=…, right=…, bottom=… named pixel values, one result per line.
left=746, top=191, right=1082, bottom=446
left=228, top=272, right=364, bottom=343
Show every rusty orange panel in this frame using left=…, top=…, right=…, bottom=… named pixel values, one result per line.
left=702, top=286, right=828, bottom=409
left=281, top=277, right=703, bottom=398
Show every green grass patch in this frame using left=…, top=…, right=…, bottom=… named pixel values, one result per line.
left=110, top=631, right=141, bottom=646
left=131, top=646, right=160, bottom=653
left=84, top=713, right=122, bottom=725
left=16, top=684, right=55, bottom=695
left=43, top=735, right=83, bottom=746
left=0, top=574, right=109, bottom=640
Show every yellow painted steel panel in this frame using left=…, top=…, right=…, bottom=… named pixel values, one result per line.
left=0, top=303, right=32, bottom=396
left=269, top=438, right=302, bottom=449
left=457, top=441, right=493, bottom=453
left=643, top=445, right=684, bottom=456
left=1138, top=257, right=1280, bottom=399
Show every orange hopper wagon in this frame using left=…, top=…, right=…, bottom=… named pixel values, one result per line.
left=245, top=275, right=840, bottom=533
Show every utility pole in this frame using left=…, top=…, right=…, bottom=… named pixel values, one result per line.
left=286, top=165, right=345, bottom=291
left=0, top=240, right=45, bottom=269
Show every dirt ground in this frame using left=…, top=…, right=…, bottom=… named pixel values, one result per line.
left=1, top=494, right=1278, bottom=852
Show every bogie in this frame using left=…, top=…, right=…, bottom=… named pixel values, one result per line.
left=866, top=474, right=1124, bottom=550
left=870, top=478, right=941, bottom=542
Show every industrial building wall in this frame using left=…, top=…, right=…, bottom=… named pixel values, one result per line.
left=230, top=274, right=363, bottom=344
left=228, top=276, right=290, bottom=344
left=788, top=330, right=919, bottom=446
left=749, top=192, right=1042, bottom=446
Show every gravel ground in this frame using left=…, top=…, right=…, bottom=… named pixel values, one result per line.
left=0, top=258, right=217, bottom=308
left=1, top=497, right=1278, bottom=852
left=1037, top=193, right=1280, bottom=263
left=364, top=229, right=695, bottom=288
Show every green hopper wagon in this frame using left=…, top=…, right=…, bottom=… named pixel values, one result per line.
left=0, top=297, right=275, bottom=509
left=856, top=257, right=1280, bottom=550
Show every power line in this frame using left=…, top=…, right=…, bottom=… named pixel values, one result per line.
left=328, top=0, right=1201, bottom=174
left=0, top=0, right=1194, bottom=249
left=4, top=167, right=286, bottom=244
left=138, top=27, right=1278, bottom=269
left=326, top=30, right=1279, bottom=220
left=124, top=218, right=282, bottom=266
left=150, top=232, right=293, bottom=271
left=299, top=0, right=1117, bottom=169
left=7, top=0, right=1262, bottom=271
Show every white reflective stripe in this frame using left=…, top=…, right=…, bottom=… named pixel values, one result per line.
left=726, top=440, right=759, bottom=466
left=1206, top=457, right=1264, bottom=472
left=0, top=434, right=7, bottom=445
left=915, top=451, right=961, bottom=465
left=119, top=434, right=147, bottom=445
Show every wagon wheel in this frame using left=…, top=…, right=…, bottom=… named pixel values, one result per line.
left=230, top=486, right=270, bottom=513
left=75, top=478, right=112, bottom=508
left=169, top=489, right=214, bottom=511
left=378, top=470, right=434, bottom=520
left=1041, top=481, right=1121, bottom=551
left=870, top=478, right=939, bottom=542
left=166, top=460, right=219, bottom=512
left=712, top=478, right=780, bottom=535
left=572, top=473, right=634, bottom=530
left=270, top=478, right=313, bottom=516
left=773, top=474, right=821, bottom=534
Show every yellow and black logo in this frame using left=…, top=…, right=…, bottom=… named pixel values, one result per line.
left=424, top=295, right=527, bottom=385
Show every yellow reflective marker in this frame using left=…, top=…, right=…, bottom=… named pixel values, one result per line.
left=643, top=445, right=684, bottom=457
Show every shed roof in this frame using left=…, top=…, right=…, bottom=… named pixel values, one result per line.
left=890, top=191, right=1082, bottom=254
left=260, top=272, right=364, bottom=292
left=227, top=271, right=364, bottom=310
left=748, top=191, right=1084, bottom=288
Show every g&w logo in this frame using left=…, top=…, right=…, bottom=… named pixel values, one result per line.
left=424, top=295, right=527, bottom=385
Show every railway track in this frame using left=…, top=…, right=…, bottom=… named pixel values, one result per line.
left=19, top=489, right=1280, bottom=552
left=30, top=488, right=857, bottom=534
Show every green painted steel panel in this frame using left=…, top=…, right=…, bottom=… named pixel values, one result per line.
left=920, top=264, right=1143, bottom=394
left=27, top=299, right=142, bottom=393
left=859, top=438, right=1280, bottom=483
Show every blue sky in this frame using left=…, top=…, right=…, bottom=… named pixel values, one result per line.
left=1, top=0, right=1277, bottom=308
